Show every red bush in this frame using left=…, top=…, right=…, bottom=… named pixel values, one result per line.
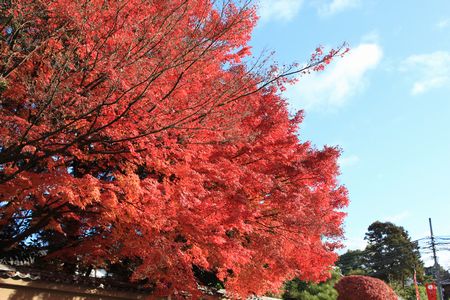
left=335, top=275, right=397, bottom=300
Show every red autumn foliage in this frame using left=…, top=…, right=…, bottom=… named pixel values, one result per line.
left=335, top=276, right=398, bottom=300
left=0, top=0, right=348, bottom=297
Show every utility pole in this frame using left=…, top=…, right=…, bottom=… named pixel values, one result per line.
left=429, top=217, right=443, bottom=300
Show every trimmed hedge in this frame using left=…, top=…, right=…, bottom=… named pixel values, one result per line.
left=335, top=275, right=397, bottom=300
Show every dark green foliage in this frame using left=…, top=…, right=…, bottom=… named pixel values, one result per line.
left=282, top=270, right=341, bottom=300
left=364, top=221, right=424, bottom=284
left=390, top=282, right=427, bottom=300
left=336, top=249, right=367, bottom=276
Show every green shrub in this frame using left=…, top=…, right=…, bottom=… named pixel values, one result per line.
left=283, top=270, right=340, bottom=300
left=390, top=282, right=427, bottom=300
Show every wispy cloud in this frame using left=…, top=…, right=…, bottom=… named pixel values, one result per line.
left=401, top=51, right=450, bottom=95
left=257, top=0, right=304, bottom=22
left=257, top=0, right=360, bottom=22
left=436, top=19, right=450, bottom=30
left=286, top=43, right=383, bottom=110
left=382, top=210, right=411, bottom=223
left=361, top=31, right=380, bottom=43
left=317, top=0, right=360, bottom=16
left=411, top=77, right=448, bottom=95
left=338, top=155, right=360, bottom=168
left=423, top=250, right=450, bottom=268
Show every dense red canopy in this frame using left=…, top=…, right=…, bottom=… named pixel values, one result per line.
left=0, top=0, right=348, bottom=296
left=335, top=276, right=398, bottom=300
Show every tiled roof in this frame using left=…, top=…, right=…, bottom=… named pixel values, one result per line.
left=0, top=263, right=150, bottom=293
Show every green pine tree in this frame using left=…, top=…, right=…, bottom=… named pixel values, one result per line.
left=364, top=221, right=424, bottom=285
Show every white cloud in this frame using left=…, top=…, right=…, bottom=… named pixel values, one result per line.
left=382, top=210, right=411, bottom=223
left=286, top=43, right=383, bottom=110
left=437, top=252, right=450, bottom=269
left=422, top=250, right=450, bottom=269
left=317, top=0, right=360, bottom=16
left=361, top=31, right=380, bottom=43
left=338, top=155, right=360, bottom=168
left=258, top=0, right=303, bottom=22
left=436, top=19, right=450, bottom=29
left=411, top=76, right=448, bottom=95
left=401, top=51, right=450, bottom=95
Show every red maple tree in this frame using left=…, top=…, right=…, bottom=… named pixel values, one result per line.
left=0, top=0, right=348, bottom=297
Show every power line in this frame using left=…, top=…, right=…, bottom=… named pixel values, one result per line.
left=429, top=217, right=443, bottom=300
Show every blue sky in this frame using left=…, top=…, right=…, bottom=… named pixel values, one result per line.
left=249, top=0, right=450, bottom=267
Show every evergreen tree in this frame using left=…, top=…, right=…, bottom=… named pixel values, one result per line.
left=336, top=249, right=367, bottom=275
left=364, top=221, right=424, bottom=284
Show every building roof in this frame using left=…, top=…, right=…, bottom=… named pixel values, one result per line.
left=0, top=263, right=150, bottom=293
